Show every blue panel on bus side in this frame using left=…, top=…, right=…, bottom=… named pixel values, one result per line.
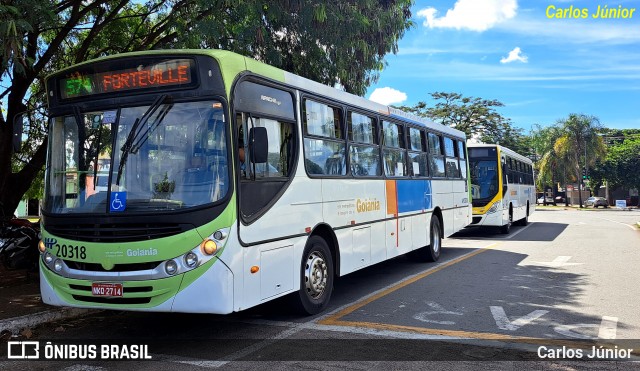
left=425, top=180, right=432, bottom=210
left=397, top=180, right=431, bottom=213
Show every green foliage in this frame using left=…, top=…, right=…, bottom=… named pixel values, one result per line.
left=598, top=136, right=640, bottom=191
left=533, top=114, right=606, bottom=205
left=0, top=0, right=413, bottom=216
left=395, top=92, right=530, bottom=155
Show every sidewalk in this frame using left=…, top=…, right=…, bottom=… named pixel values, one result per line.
left=0, top=267, right=93, bottom=335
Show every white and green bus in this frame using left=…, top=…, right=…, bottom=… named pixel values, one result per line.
left=38, top=50, right=471, bottom=315
left=467, top=144, right=535, bottom=234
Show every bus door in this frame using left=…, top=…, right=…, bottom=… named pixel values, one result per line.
left=232, top=81, right=298, bottom=241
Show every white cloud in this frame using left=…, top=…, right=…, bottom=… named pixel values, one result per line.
left=500, top=47, right=528, bottom=64
left=417, top=0, right=517, bottom=32
left=369, top=87, right=407, bottom=106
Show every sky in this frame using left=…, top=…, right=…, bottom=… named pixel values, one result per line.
left=366, top=0, right=640, bottom=132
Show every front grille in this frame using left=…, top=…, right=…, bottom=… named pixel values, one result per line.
left=64, top=260, right=162, bottom=272
left=72, top=295, right=151, bottom=304
left=70, top=284, right=154, bottom=304
left=471, top=216, right=482, bottom=224
left=47, top=222, right=187, bottom=242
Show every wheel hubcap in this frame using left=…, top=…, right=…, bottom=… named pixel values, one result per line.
left=304, top=251, right=327, bottom=299
left=432, top=224, right=440, bottom=253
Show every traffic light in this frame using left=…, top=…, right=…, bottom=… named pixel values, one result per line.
left=582, top=167, right=587, bottom=180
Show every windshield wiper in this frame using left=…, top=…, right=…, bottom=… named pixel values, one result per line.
left=130, top=102, right=173, bottom=154
left=116, top=94, right=169, bottom=185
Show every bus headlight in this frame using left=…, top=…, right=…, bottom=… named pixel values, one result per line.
left=44, top=252, right=54, bottom=264
left=165, top=260, right=178, bottom=275
left=53, top=259, right=63, bottom=272
left=184, top=252, right=198, bottom=267
left=487, top=203, right=499, bottom=214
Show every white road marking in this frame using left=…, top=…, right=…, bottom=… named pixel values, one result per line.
left=554, top=323, right=599, bottom=340
left=598, top=316, right=619, bottom=340
left=519, top=256, right=583, bottom=268
left=414, top=302, right=463, bottom=325
left=490, top=306, right=548, bottom=331
left=592, top=216, right=637, bottom=231
left=554, top=316, right=619, bottom=340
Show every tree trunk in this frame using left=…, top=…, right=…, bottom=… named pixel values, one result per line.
left=0, top=139, right=48, bottom=219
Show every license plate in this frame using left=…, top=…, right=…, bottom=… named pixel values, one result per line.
left=91, top=282, right=123, bottom=297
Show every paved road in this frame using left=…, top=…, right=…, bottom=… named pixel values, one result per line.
left=2, top=208, right=640, bottom=369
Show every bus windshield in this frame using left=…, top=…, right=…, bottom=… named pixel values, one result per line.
left=469, top=158, right=499, bottom=203
left=45, top=100, right=229, bottom=214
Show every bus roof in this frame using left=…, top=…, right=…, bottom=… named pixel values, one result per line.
left=467, top=143, right=533, bottom=164
left=46, top=49, right=465, bottom=139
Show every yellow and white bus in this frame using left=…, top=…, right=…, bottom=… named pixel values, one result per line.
left=467, top=144, right=535, bottom=234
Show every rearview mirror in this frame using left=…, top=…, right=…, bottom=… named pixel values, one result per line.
left=249, top=127, right=268, bottom=163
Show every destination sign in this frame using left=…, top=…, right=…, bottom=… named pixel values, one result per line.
left=59, top=58, right=194, bottom=99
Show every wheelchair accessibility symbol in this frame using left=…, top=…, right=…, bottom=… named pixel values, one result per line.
left=110, top=192, right=127, bottom=212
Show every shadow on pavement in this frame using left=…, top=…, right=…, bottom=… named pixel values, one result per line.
left=452, top=222, right=569, bottom=242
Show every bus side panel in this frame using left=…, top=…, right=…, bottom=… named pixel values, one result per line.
left=240, top=236, right=305, bottom=311
left=239, top=176, right=322, bottom=244
left=432, top=180, right=455, bottom=236
left=453, top=179, right=470, bottom=231
left=322, top=178, right=385, bottom=275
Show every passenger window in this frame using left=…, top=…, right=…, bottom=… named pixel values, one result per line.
left=444, top=137, right=455, bottom=157
left=428, top=133, right=442, bottom=155
left=381, top=121, right=405, bottom=177
left=427, top=132, right=445, bottom=177
left=303, top=100, right=343, bottom=139
left=348, top=112, right=376, bottom=144
left=457, top=141, right=466, bottom=159
left=382, top=121, right=404, bottom=148
left=408, top=127, right=424, bottom=151
left=303, top=99, right=346, bottom=176
left=242, top=117, right=294, bottom=179
left=348, top=112, right=380, bottom=177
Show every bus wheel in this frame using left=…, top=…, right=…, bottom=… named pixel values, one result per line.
left=411, top=216, right=442, bottom=262
left=294, top=236, right=334, bottom=315
left=500, top=211, right=512, bottom=234
left=516, top=206, right=529, bottom=226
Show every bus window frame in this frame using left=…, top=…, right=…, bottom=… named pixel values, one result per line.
left=381, top=119, right=408, bottom=178
left=346, top=108, right=382, bottom=178
left=300, top=94, right=348, bottom=179
left=406, top=125, right=429, bottom=178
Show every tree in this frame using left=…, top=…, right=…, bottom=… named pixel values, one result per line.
left=395, top=92, right=530, bottom=155
left=532, top=125, right=564, bottom=205
left=0, top=0, right=413, bottom=217
left=551, top=114, right=606, bottom=207
left=598, top=137, right=640, bottom=206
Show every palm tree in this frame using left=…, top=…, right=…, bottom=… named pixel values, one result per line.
left=553, top=114, right=606, bottom=208
left=533, top=125, right=563, bottom=205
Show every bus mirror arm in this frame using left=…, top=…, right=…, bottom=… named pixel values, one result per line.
left=249, top=126, right=268, bottom=164
left=503, top=184, right=508, bottom=196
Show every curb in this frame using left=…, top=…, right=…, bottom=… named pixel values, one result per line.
left=0, top=308, right=96, bottom=334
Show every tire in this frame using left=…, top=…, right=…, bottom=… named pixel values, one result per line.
left=500, top=210, right=513, bottom=234
left=411, top=216, right=442, bottom=262
left=292, top=236, right=334, bottom=315
left=515, top=205, right=529, bottom=226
